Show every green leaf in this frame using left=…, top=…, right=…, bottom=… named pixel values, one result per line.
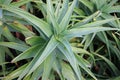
left=77, top=18, right=117, bottom=28
left=2, top=27, right=16, bottom=42
left=74, top=7, right=85, bottom=16
left=25, top=36, right=45, bottom=46
left=53, top=59, right=64, bottom=80
left=66, top=27, right=119, bottom=38
left=79, top=0, right=93, bottom=11
left=104, top=6, right=120, bottom=13
left=0, top=42, right=29, bottom=52
left=101, top=0, right=118, bottom=12
left=10, top=21, right=35, bottom=38
left=0, top=0, right=12, bottom=5
left=2, top=5, right=52, bottom=37
left=83, top=33, right=96, bottom=49
left=59, top=0, right=77, bottom=31
left=101, top=13, right=118, bottom=28
left=17, top=36, right=58, bottom=80
left=58, top=38, right=82, bottom=80
left=42, top=52, right=56, bottom=80
left=30, top=64, right=43, bottom=80
left=27, top=36, right=58, bottom=75
left=72, top=46, right=93, bottom=57
left=73, top=11, right=101, bottom=28
left=57, top=0, right=69, bottom=23
left=61, top=62, right=76, bottom=80
left=47, top=0, right=60, bottom=34
left=12, top=44, right=43, bottom=62
left=11, top=0, right=33, bottom=7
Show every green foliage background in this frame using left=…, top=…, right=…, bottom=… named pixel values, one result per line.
left=0, top=0, right=120, bottom=80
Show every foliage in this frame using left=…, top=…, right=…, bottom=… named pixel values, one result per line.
left=0, top=0, right=120, bottom=80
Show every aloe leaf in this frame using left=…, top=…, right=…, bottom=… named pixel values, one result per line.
left=79, top=0, right=93, bottom=11
left=73, top=11, right=101, bottom=28
left=74, top=7, right=85, bottom=16
left=101, top=0, right=118, bottom=12
left=104, top=6, right=120, bottom=13
left=2, top=5, right=52, bottom=37
left=54, top=0, right=61, bottom=19
left=23, top=74, right=31, bottom=80
left=83, top=33, right=96, bottom=49
left=30, top=64, right=44, bottom=80
left=78, top=18, right=117, bottom=28
left=27, top=36, right=58, bottom=76
left=92, top=0, right=107, bottom=10
left=2, top=27, right=16, bottom=42
left=72, top=46, right=93, bottom=57
left=11, top=0, right=33, bottom=7
left=17, top=36, right=58, bottom=80
left=0, top=42, right=29, bottom=52
left=59, top=0, right=77, bottom=31
left=58, top=38, right=82, bottom=80
left=66, top=27, right=119, bottom=38
left=107, top=0, right=118, bottom=7
left=10, top=21, right=35, bottom=38
left=57, top=0, right=69, bottom=23
left=2, top=26, right=27, bottom=44
left=47, top=0, right=59, bottom=34
left=61, top=62, right=76, bottom=80
left=53, top=59, right=64, bottom=80
left=42, top=52, right=56, bottom=80
left=25, top=36, right=45, bottom=46
left=17, top=44, right=45, bottom=80
left=12, top=44, right=43, bottom=62
left=0, top=0, right=12, bottom=5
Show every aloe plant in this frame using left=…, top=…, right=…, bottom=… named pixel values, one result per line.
left=0, top=0, right=120, bottom=80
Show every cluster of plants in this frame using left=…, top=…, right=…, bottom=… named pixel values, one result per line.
left=0, top=0, right=120, bottom=80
